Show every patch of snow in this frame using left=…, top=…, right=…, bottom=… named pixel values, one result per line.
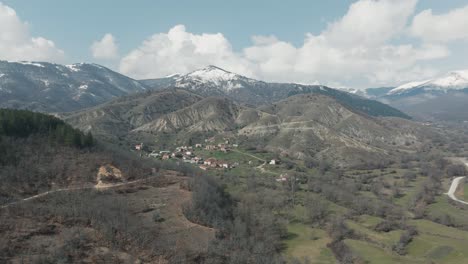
left=79, top=84, right=89, bottom=90
left=388, top=80, right=431, bottom=95
left=42, top=80, right=50, bottom=86
left=66, top=64, right=81, bottom=72
left=17, top=61, right=45, bottom=67
left=165, top=73, right=181, bottom=78
left=0, top=74, right=5, bottom=78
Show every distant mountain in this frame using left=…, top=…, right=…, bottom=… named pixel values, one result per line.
left=388, top=70, right=468, bottom=96
left=0, top=61, right=146, bottom=112
left=65, top=89, right=427, bottom=166
left=368, top=70, right=468, bottom=121
left=141, top=66, right=410, bottom=119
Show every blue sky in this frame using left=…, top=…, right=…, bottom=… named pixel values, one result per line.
left=2, top=0, right=468, bottom=88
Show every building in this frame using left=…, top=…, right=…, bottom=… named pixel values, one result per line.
left=162, top=154, right=170, bottom=160
left=135, top=143, right=143, bottom=150
left=195, top=143, right=203, bottom=148
left=205, top=145, right=217, bottom=151
left=199, top=165, right=208, bottom=171
left=220, top=147, right=230, bottom=153
left=204, top=158, right=217, bottom=166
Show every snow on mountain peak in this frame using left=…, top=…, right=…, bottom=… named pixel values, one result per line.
left=185, top=65, right=239, bottom=83
left=17, top=61, right=45, bottom=68
left=175, top=65, right=248, bottom=91
left=65, top=64, right=82, bottom=72
left=388, top=69, right=468, bottom=95
left=431, top=70, right=468, bottom=88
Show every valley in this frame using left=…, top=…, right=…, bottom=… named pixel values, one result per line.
left=1, top=64, right=468, bottom=264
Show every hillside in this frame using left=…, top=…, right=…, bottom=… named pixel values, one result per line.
left=64, top=88, right=202, bottom=140
left=0, top=61, right=147, bottom=112
left=239, top=94, right=425, bottom=166
left=66, top=89, right=427, bottom=166
left=0, top=108, right=217, bottom=263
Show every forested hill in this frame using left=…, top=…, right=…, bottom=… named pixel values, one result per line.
left=0, top=108, right=94, bottom=149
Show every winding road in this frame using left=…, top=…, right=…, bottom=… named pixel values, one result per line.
left=446, top=161, right=468, bottom=205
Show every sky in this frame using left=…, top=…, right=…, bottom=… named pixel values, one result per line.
left=1, top=0, right=468, bottom=88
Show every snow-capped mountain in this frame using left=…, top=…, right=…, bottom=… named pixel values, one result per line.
left=388, top=70, right=468, bottom=96
left=141, top=65, right=409, bottom=119
left=367, top=70, right=468, bottom=122
left=174, top=65, right=258, bottom=92
left=0, top=61, right=146, bottom=112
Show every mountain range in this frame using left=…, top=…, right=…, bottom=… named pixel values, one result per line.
left=364, top=70, right=468, bottom=122
left=140, top=65, right=410, bottom=119
left=0, top=61, right=410, bottom=120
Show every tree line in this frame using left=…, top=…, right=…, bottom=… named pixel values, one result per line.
left=0, top=108, right=93, bottom=148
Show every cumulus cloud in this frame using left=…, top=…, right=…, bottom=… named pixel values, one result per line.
left=0, top=3, right=64, bottom=62
left=410, top=5, right=468, bottom=43
left=119, top=25, right=253, bottom=79
left=91, top=33, right=118, bottom=59
left=119, top=0, right=460, bottom=87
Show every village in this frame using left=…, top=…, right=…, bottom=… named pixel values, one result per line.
left=133, top=138, right=283, bottom=173
left=135, top=139, right=241, bottom=171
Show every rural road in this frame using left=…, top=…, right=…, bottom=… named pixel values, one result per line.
left=446, top=161, right=468, bottom=205
left=0, top=177, right=154, bottom=209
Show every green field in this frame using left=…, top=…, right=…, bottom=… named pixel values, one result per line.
left=285, top=223, right=335, bottom=263
left=191, top=147, right=468, bottom=263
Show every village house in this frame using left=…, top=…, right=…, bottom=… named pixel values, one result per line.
left=199, top=165, right=208, bottom=171
left=162, top=154, right=170, bottom=160
left=135, top=143, right=143, bottom=150
left=193, top=157, right=204, bottom=164
left=205, top=145, right=217, bottom=151
left=195, top=143, right=203, bottom=148
left=220, top=146, right=230, bottom=153
left=204, top=158, right=217, bottom=166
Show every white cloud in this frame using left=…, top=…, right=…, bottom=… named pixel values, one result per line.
left=119, top=0, right=459, bottom=87
left=410, top=5, right=468, bottom=43
left=0, top=3, right=64, bottom=62
left=91, top=33, right=118, bottom=59
left=119, top=25, right=254, bottom=79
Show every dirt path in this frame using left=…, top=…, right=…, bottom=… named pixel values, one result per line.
left=0, top=176, right=156, bottom=209
left=446, top=161, right=468, bottom=205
